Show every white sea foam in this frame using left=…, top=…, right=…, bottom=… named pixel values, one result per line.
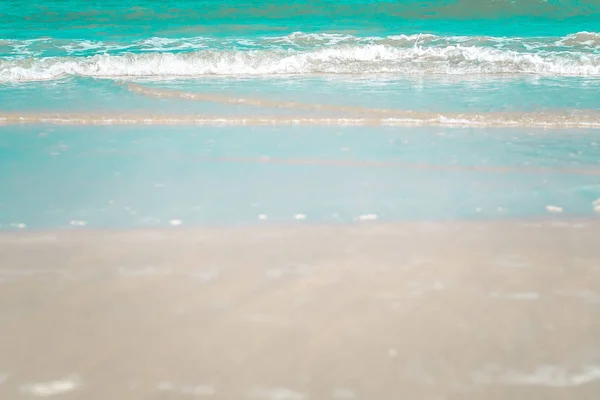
left=2, top=38, right=600, bottom=82
left=3, top=31, right=599, bottom=58
left=546, top=205, right=563, bottom=213
left=489, top=291, right=540, bottom=300
left=473, top=364, right=600, bottom=387
left=20, top=376, right=82, bottom=397
left=593, top=198, right=600, bottom=213
left=249, top=387, right=306, bottom=400
left=557, top=31, right=600, bottom=48
left=157, top=381, right=216, bottom=396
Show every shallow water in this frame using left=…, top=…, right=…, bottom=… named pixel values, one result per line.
left=1, top=1, right=600, bottom=229
left=1, top=124, right=599, bottom=229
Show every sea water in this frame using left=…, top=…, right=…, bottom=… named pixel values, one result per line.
left=1, top=1, right=600, bottom=229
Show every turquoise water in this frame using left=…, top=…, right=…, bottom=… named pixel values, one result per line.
left=1, top=125, right=600, bottom=229
left=1, top=1, right=600, bottom=228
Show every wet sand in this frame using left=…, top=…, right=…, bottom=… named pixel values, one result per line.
left=1, top=220, right=600, bottom=399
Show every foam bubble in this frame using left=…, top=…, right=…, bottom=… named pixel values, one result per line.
left=69, top=220, right=87, bottom=226
left=356, top=214, right=378, bottom=221
left=546, top=205, right=563, bottom=213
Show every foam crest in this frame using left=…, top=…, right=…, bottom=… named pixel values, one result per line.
left=3, top=31, right=600, bottom=58
left=558, top=31, right=600, bottom=47
left=2, top=41, right=600, bottom=82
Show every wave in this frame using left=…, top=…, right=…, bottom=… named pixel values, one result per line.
left=3, top=31, right=600, bottom=58
left=559, top=31, right=600, bottom=47
left=2, top=109, right=600, bottom=129
left=2, top=31, right=600, bottom=82
left=2, top=44, right=600, bottom=82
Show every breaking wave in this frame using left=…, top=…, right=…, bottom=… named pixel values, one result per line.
left=2, top=45, right=600, bottom=82
left=1, top=31, right=600, bottom=82
left=4, top=32, right=600, bottom=57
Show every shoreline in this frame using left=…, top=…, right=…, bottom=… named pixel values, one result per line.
left=1, top=216, right=599, bottom=237
left=3, top=112, right=600, bottom=129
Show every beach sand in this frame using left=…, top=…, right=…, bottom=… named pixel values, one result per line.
left=1, top=220, right=599, bottom=399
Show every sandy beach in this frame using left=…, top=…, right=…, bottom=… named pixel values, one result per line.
left=4, top=1, right=600, bottom=399
left=1, top=220, right=599, bottom=399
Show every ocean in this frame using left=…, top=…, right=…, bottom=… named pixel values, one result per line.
left=1, top=0, right=600, bottom=227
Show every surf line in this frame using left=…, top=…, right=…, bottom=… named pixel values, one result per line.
left=3, top=112, right=600, bottom=129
